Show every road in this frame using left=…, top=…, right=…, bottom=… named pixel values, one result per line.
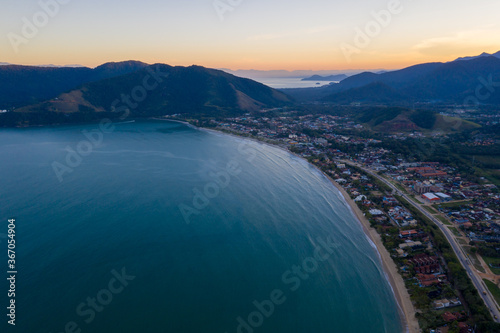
left=344, top=160, right=500, bottom=322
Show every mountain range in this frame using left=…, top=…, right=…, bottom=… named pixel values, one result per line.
left=284, top=51, right=500, bottom=105
left=0, top=61, right=149, bottom=109
left=0, top=62, right=291, bottom=126
left=1, top=50, right=499, bottom=127
left=454, top=51, right=500, bottom=61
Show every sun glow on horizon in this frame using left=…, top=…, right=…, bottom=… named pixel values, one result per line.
left=1, top=0, right=499, bottom=72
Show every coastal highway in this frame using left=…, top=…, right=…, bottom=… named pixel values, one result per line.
left=343, top=160, right=500, bottom=322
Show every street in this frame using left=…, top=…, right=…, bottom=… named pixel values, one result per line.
left=345, top=160, right=500, bottom=322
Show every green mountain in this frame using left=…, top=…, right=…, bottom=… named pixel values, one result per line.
left=0, top=61, right=148, bottom=109
left=1, top=64, right=292, bottom=127
left=283, top=54, right=500, bottom=105
left=354, top=107, right=480, bottom=133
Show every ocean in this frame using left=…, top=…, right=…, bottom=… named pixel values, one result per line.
left=243, top=77, right=337, bottom=89
left=0, top=120, right=403, bottom=332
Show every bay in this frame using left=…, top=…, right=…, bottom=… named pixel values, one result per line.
left=0, top=120, right=403, bottom=333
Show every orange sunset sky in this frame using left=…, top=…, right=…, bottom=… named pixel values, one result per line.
left=1, top=0, right=499, bottom=71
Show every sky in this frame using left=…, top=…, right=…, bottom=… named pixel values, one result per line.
left=0, top=0, right=499, bottom=71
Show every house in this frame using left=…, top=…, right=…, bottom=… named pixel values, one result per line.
left=383, top=196, right=398, bottom=206
left=417, top=273, right=441, bottom=286
left=399, top=230, right=418, bottom=238
left=420, top=171, right=448, bottom=178
left=354, top=195, right=367, bottom=202
left=396, top=249, right=407, bottom=257
left=462, top=222, right=473, bottom=229
left=369, top=209, right=384, bottom=216
left=399, top=241, right=423, bottom=250
left=458, top=322, right=473, bottom=333
left=409, top=254, right=440, bottom=274
left=442, top=312, right=457, bottom=322
left=433, top=298, right=461, bottom=310
left=435, top=299, right=450, bottom=309
left=442, top=310, right=466, bottom=322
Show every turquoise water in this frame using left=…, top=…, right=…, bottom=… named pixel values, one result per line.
left=0, top=120, right=403, bottom=333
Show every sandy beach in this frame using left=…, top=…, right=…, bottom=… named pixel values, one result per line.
left=327, top=177, right=420, bottom=333
left=182, top=123, right=420, bottom=332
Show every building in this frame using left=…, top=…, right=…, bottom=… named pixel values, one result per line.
left=354, top=195, right=367, bottom=202
left=316, top=138, right=328, bottom=146
left=369, top=209, right=384, bottom=216
left=383, top=196, right=398, bottom=206
left=436, top=192, right=452, bottom=202
left=419, top=170, right=448, bottom=178
left=399, top=230, right=418, bottom=238
left=422, top=193, right=440, bottom=202
left=433, top=298, right=462, bottom=310
left=417, top=274, right=441, bottom=286
left=409, top=254, right=440, bottom=274
left=414, top=182, right=432, bottom=194
left=399, top=241, right=423, bottom=250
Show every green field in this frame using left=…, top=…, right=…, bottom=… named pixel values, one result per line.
left=467, top=249, right=486, bottom=273
left=474, top=155, right=500, bottom=169
left=448, top=226, right=461, bottom=237
left=394, top=182, right=406, bottom=192
left=483, top=256, right=500, bottom=275
left=424, top=205, right=438, bottom=214
left=466, top=155, right=500, bottom=186
left=483, top=279, right=500, bottom=307
left=438, top=201, right=471, bottom=209
left=433, top=115, right=481, bottom=132
left=436, top=215, right=452, bottom=225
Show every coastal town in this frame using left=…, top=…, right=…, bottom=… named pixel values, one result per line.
left=169, top=108, right=500, bottom=333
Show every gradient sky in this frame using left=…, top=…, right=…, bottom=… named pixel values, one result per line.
left=1, top=0, right=499, bottom=70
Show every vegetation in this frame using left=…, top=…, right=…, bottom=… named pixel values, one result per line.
left=0, top=61, right=148, bottom=109
left=482, top=256, right=500, bottom=275
left=0, top=64, right=292, bottom=127
left=395, top=195, right=499, bottom=330
left=483, top=279, right=500, bottom=307
left=409, top=109, right=437, bottom=129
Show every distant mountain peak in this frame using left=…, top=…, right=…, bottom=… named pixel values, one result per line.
left=94, top=60, right=149, bottom=70
left=454, top=51, right=500, bottom=62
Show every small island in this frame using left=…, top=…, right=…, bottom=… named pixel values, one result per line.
left=301, top=74, right=348, bottom=82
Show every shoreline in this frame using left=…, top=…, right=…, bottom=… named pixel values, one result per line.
left=326, top=177, right=419, bottom=333
left=195, top=125, right=419, bottom=333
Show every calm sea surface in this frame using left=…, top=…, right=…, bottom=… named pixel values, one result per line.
left=247, top=77, right=337, bottom=88
left=0, top=120, right=403, bottom=332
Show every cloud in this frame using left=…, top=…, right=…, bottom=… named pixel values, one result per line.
left=413, top=28, right=500, bottom=55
